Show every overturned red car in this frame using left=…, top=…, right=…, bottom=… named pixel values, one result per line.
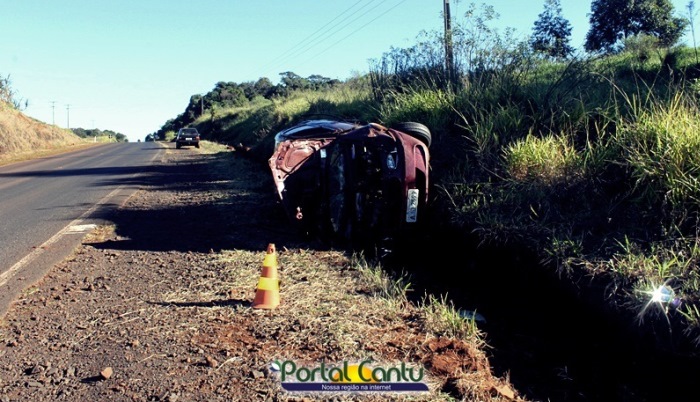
left=268, top=119, right=431, bottom=256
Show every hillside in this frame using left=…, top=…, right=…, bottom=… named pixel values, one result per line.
left=0, top=103, right=86, bottom=164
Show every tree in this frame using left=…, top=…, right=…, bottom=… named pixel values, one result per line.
left=238, top=81, right=256, bottom=101
left=279, top=71, right=309, bottom=91
left=531, top=0, right=574, bottom=59
left=253, top=77, right=274, bottom=99
left=210, top=81, right=247, bottom=107
left=585, top=0, right=688, bottom=53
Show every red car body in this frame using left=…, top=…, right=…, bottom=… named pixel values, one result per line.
left=268, top=119, right=431, bottom=256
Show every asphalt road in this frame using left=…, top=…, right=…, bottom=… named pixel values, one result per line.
left=0, top=142, right=165, bottom=316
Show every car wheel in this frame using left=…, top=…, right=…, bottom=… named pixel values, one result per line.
left=195, top=143, right=200, bottom=149
left=393, top=122, right=432, bottom=147
left=176, top=143, right=181, bottom=149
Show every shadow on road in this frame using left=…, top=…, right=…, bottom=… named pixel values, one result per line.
left=85, top=148, right=320, bottom=254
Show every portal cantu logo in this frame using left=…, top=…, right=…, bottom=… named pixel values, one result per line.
left=271, top=360, right=429, bottom=393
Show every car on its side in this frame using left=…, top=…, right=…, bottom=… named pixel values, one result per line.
left=268, top=118, right=431, bottom=258
left=175, top=128, right=201, bottom=149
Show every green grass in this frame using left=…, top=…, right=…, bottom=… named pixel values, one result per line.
left=432, top=48, right=700, bottom=348
left=354, top=253, right=412, bottom=311
left=618, top=91, right=700, bottom=216
left=505, top=132, right=581, bottom=184
left=419, top=294, right=484, bottom=344
left=378, top=87, right=455, bottom=130
left=162, top=130, right=176, bottom=142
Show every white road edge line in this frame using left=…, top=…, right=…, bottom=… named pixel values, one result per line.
left=0, top=141, right=164, bottom=288
left=0, top=186, right=125, bottom=287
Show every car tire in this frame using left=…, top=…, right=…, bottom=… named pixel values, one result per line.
left=195, top=143, right=200, bottom=149
left=393, top=122, right=432, bottom=147
left=176, top=143, right=181, bottom=149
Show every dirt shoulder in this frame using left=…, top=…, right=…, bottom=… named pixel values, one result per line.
left=0, top=142, right=521, bottom=401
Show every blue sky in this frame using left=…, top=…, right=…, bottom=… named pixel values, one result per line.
left=0, top=0, right=694, bottom=142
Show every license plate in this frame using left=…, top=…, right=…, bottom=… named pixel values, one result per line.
left=185, top=137, right=192, bottom=141
left=406, top=189, right=419, bottom=223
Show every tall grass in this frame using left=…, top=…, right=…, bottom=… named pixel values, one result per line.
left=437, top=67, right=700, bottom=350
left=378, top=87, right=454, bottom=134
left=617, top=90, right=700, bottom=222
left=419, top=293, right=485, bottom=344
left=505, top=133, right=581, bottom=184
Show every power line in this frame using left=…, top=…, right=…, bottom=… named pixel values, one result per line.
left=285, top=0, right=386, bottom=61
left=260, top=0, right=371, bottom=72
left=305, top=0, right=409, bottom=68
left=262, top=0, right=394, bottom=77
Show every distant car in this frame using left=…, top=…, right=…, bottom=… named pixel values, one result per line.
left=175, top=128, right=200, bottom=149
left=268, top=119, right=431, bottom=257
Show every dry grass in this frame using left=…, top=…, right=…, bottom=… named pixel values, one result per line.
left=0, top=105, right=92, bottom=166
left=206, top=246, right=512, bottom=401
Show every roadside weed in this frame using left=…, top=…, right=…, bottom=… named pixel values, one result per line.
left=419, top=293, right=484, bottom=344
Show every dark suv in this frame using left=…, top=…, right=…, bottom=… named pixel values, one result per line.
left=268, top=119, right=431, bottom=257
left=175, top=128, right=200, bottom=149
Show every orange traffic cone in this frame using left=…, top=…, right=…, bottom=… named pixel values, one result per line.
left=252, top=243, right=280, bottom=309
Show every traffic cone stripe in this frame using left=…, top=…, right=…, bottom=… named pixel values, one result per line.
left=257, top=277, right=279, bottom=291
left=263, top=254, right=278, bottom=267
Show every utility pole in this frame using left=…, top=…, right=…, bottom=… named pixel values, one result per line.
left=66, top=104, right=70, bottom=129
left=444, top=0, right=455, bottom=88
left=689, top=2, right=699, bottom=65
left=200, top=95, right=204, bottom=116
left=50, top=101, right=56, bottom=125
